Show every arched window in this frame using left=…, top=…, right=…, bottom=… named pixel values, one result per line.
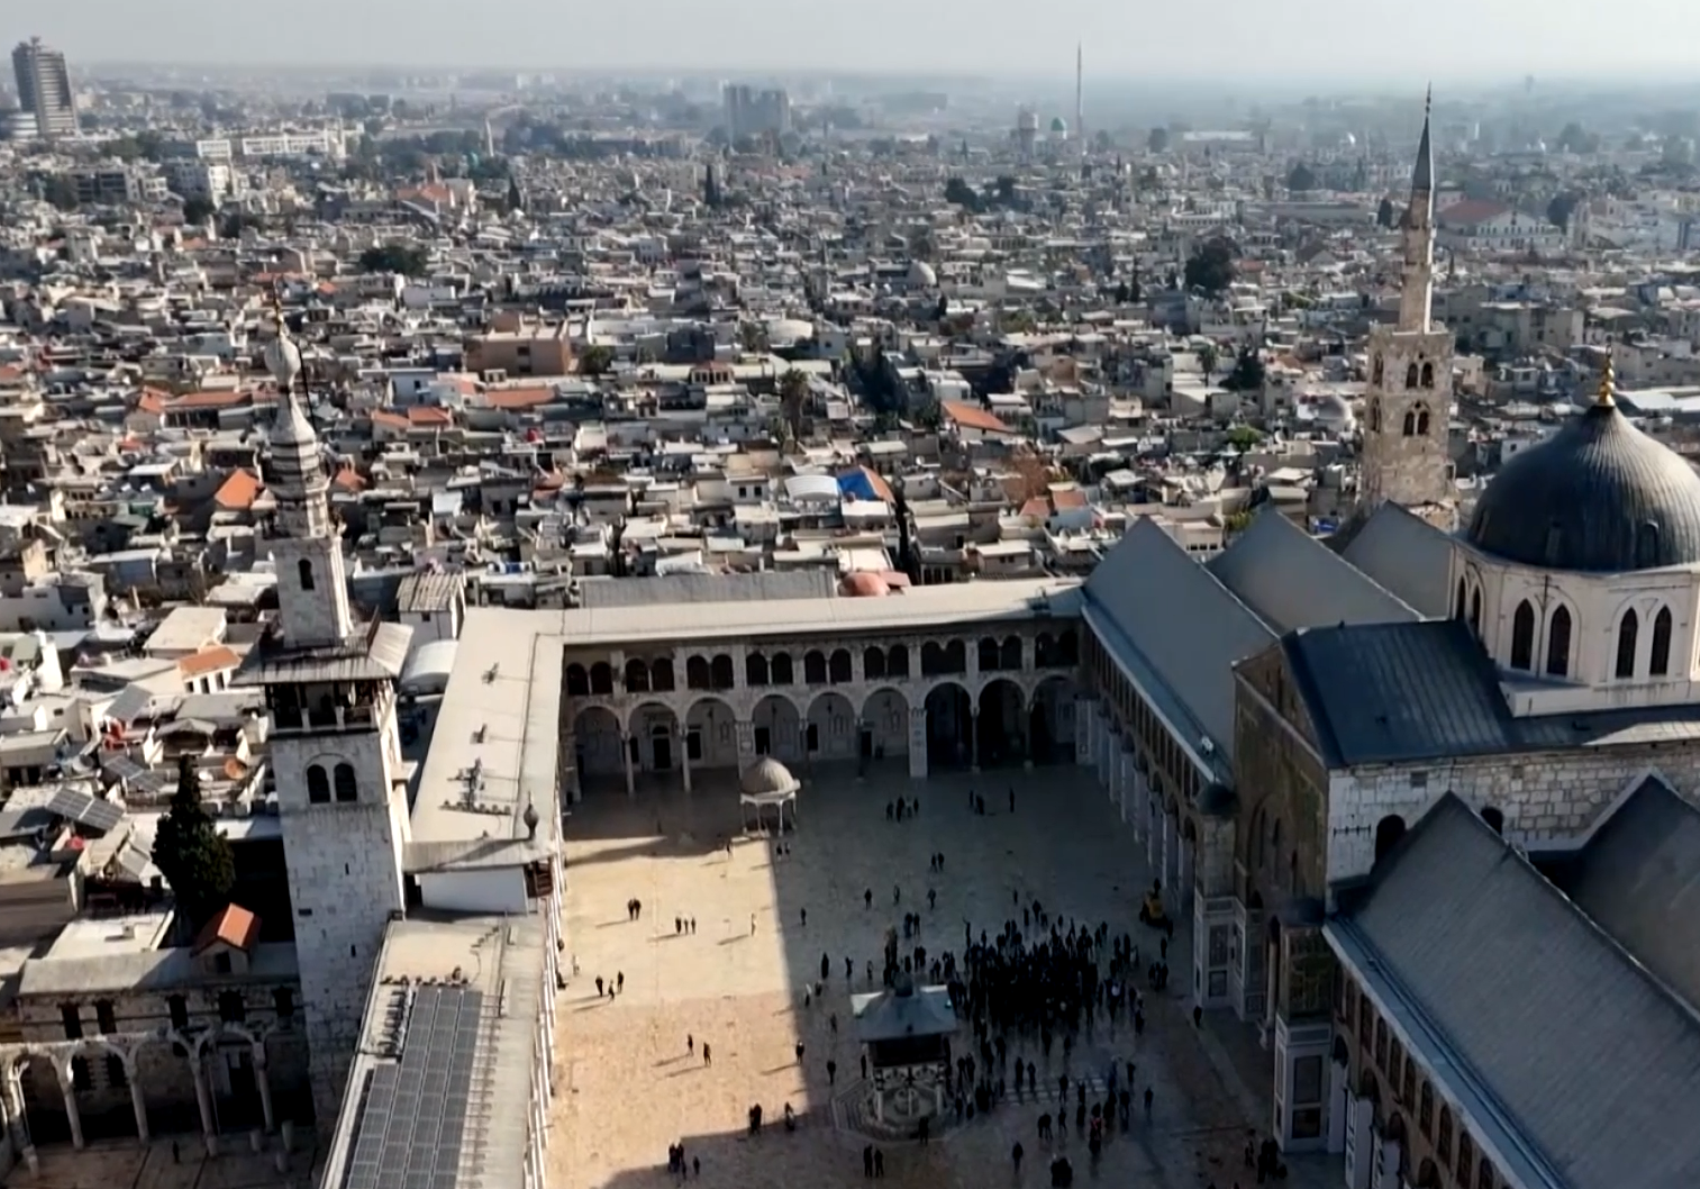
left=1469, top=586, right=1483, bottom=636
left=978, top=637, right=1001, bottom=672
left=651, top=658, right=676, bottom=691
left=1419, top=1081, right=1434, bottom=1136
left=1374, top=1017, right=1388, bottom=1068
left=1651, top=606, right=1673, bottom=676
left=1368, top=398, right=1382, bottom=433
left=686, top=655, right=712, bottom=690
left=589, top=662, right=613, bottom=695
left=1477, top=1159, right=1495, bottom=1189
left=1438, top=1107, right=1454, bottom=1162
left=1405, top=362, right=1420, bottom=389
left=1417, top=406, right=1431, bottom=435
left=1001, top=636, right=1023, bottom=670
left=333, top=762, right=357, bottom=803
left=298, top=558, right=315, bottom=591
left=1637, top=522, right=1660, bottom=568
left=168, top=994, right=189, bottom=1031
left=1616, top=609, right=1639, bottom=679
left=307, top=764, right=330, bottom=804
left=710, top=654, right=735, bottom=690
left=829, top=649, right=852, bottom=683
left=1420, top=361, right=1435, bottom=388
left=1453, top=578, right=1466, bottom=620
left=1372, top=356, right=1384, bottom=385
left=1510, top=600, right=1535, bottom=670
left=1481, top=806, right=1505, bottom=834
left=566, top=664, right=588, bottom=697
left=625, top=658, right=650, bottom=693
left=887, top=645, right=909, bottom=678
left=1401, top=1055, right=1416, bottom=1107
left=746, top=652, right=770, bottom=687
left=804, top=650, right=827, bottom=684
left=1545, top=605, right=1572, bottom=677
left=1402, top=408, right=1418, bottom=436
left=1375, top=815, right=1407, bottom=864
left=1457, top=1130, right=1475, bottom=1189
left=863, top=646, right=886, bottom=681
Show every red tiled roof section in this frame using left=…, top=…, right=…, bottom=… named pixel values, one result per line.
left=179, top=645, right=239, bottom=678
left=193, top=903, right=261, bottom=954
left=941, top=400, right=1013, bottom=435
left=168, top=389, right=249, bottom=412
left=212, top=469, right=262, bottom=511
left=486, top=387, right=555, bottom=410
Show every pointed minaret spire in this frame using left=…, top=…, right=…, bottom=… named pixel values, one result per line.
left=1397, top=89, right=1436, bottom=333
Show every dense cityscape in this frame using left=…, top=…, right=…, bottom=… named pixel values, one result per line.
left=1, top=29, right=1699, bottom=1189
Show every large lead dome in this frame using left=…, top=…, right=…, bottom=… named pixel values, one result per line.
left=1467, top=367, right=1700, bottom=573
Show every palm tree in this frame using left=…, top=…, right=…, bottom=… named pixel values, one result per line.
left=779, top=369, right=810, bottom=442
left=1197, top=342, right=1219, bottom=381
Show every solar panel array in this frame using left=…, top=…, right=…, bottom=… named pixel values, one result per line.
left=48, top=787, right=125, bottom=834
left=343, top=986, right=484, bottom=1189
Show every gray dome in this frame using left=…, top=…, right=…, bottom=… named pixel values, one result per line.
left=739, top=757, right=799, bottom=796
left=1467, top=395, right=1700, bottom=573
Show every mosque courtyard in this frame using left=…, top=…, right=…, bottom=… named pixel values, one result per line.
left=549, top=763, right=1339, bottom=1189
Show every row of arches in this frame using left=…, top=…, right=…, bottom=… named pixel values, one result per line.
left=1614, top=604, right=1674, bottom=680
left=305, top=761, right=358, bottom=805
left=1369, top=356, right=1438, bottom=392
left=1365, top=398, right=1434, bottom=437
left=571, top=676, right=1079, bottom=784
left=1490, top=589, right=1677, bottom=682
left=565, top=631, right=1081, bottom=699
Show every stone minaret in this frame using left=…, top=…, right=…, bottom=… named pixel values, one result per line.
left=1358, top=90, right=1455, bottom=522
left=251, top=313, right=411, bottom=1128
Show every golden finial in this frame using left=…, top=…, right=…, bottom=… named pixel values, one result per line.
left=1596, top=353, right=1616, bottom=408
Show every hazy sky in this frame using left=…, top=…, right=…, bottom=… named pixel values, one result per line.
left=13, top=2, right=1700, bottom=82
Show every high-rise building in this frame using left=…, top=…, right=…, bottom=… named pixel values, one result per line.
left=723, top=83, right=791, bottom=142
left=11, top=37, right=78, bottom=140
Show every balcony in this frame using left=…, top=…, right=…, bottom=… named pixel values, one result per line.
left=272, top=701, right=380, bottom=735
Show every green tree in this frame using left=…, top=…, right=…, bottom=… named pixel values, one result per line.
left=1184, top=237, right=1237, bottom=296
left=1376, top=196, right=1395, bottom=228
left=1547, top=192, right=1579, bottom=229
left=1147, top=126, right=1170, bottom=153
left=152, top=757, right=235, bottom=933
left=944, top=176, right=980, bottom=210
left=1286, top=161, right=1318, bottom=192
left=739, top=321, right=770, bottom=354
left=1224, top=425, right=1265, bottom=450
left=41, top=175, right=78, bottom=211
left=1197, top=342, right=1219, bottom=380
left=579, top=344, right=614, bottom=377
left=779, top=368, right=810, bottom=442
left=358, top=244, right=430, bottom=276
left=181, top=196, right=216, bottom=225
left=1223, top=346, right=1267, bottom=392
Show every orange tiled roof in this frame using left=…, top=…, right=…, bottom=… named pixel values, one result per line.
left=1051, top=488, right=1088, bottom=510
left=212, top=468, right=261, bottom=511
left=486, top=387, right=555, bottom=411
left=179, top=645, right=239, bottom=678
left=332, top=466, right=367, bottom=492
left=168, top=389, right=248, bottom=412
left=408, top=406, right=453, bottom=426
left=941, top=400, right=1013, bottom=435
left=192, top=903, right=260, bottom=954
left=371, top=410, right=409, bottom=430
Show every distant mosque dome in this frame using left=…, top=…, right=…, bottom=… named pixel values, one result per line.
left=1049, top=116, right=1069, bottom=137
left=908, top=260, right=937, bottom=288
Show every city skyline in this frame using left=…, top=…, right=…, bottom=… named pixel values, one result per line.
left=10, top=0, right=1700, bottom=82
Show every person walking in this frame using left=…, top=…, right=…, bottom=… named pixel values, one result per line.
left=702, top=1043, right=712, bottom=1066
left=751, top=913, right=757, bottom=936
left=595, top=976, right=604, bottom=997
left=687, top=1034, right=694, bottom=1055
left=1012, top=1141, right=1024, bottom=1173
left=863, top=1146, right=874, bottom=1179
left=873, top=1149, right=885, bottom=1178
left=827, top=1058, right=837, bottom=1085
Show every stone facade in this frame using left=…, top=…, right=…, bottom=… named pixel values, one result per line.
left=563, top=625, right=1080, bottom=794
left=1359, top=323, right=1454, bottom=512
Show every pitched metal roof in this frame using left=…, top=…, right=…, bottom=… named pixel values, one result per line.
left=1338, top=501, right=1453, bottom=618
left=1207, top=510, right=1418, bottom=634
left=1085, top=517, right=1273, bottom=766
left=1562, top=775, right=1700, bottom=1008
left=1331, top=794, right=1700, bottom=1189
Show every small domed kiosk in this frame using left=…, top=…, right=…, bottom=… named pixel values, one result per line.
left=738, top=757, right=800, bottom=834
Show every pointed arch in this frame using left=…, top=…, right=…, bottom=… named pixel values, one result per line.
left=1416, top=405, right=1431, bottom=435
left=1545, top=605, right=1572, bottom=677
left=1453, top=577, right=1466, bottom=620
left=1405, top=362, right=1420, bottom=389
left=1615, top=608, right=1640, bottom=679
left=298, top=557, right=316, bottom=591
left=1420, top=361, right=1435, bottom=388
left=1510, top=600, right=1535, bottom=670
left=1403, top=408, right=1418, bottom=436
left=1372, top=355, right=1384, bottom=385
left=746, top=651, right=770, bottom=687
left=333, top=762, right=357, bottom=803
left=1651, top=606, right=1673, bottom=677
left=1368, top=397, right=1382, bottom=433
left=1468, top=585, right=1482, bottom=636
left=307, top=764, right=330, bottom=804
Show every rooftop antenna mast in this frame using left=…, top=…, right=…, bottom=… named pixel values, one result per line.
left=1076, top=42, right=1085, bottom=154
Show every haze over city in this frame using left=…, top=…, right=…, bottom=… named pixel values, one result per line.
left=19, top=0, right=1700, bottom=82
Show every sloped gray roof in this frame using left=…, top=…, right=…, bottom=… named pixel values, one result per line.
left=1084, top=517, right=1272, bottom=765
left=1338, top=501, right=1453, bottom=618
left=1563, top=775, right=1700, bottom=1009
left=1331, top=794, right=1700, bottom=1189
left=577, top=570, right=836, bottom=609
left=1208, top=510, right=1418, bottom=634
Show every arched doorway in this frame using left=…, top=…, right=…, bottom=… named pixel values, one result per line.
left=861, top=687, right=909, bottom=766
left=1029, top=675, right=1077, bottom=763
left=1374, top=815, right=1408, bottom=865
left=976, top=678, right=1027, bottom=767
left=686, top=698, right=739, bottom=771
left=924, top=683, right=973, bottom=770
left=573, top=706, right=625, bottom=791
left=628, top=702, right=680, bottom=775
left=806, top=692, right=858, bottom=763
left=751, top=694, right=802, bottom=762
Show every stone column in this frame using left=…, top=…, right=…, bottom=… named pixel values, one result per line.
left=1179, top=832, right=1195, bottom=916
left=130, top=1073, right=150, bottom=1143
left=1160, top=810, right=1176, bottom=906
left=59, top=1072, right=84, bottom=1151
left=563, top=732, right=580, bottom=804
left=192, top=1056, right=218, bottom=1156
left=4, top=1074, right=32, bottom=1160
left=908, top=707, right=928, bottom=779
left=1075, top=696, right=1093, bottom=765
left=622, top=735, right=636, bottom=799
left=735, top=719, right=756, bottom=769
left=1129, top=768, right=1147, bottom=844
left=969, top=707, right=981, bottom=773
left=255, top=1051, right=275, bottom=1133
left=1145, top=792, right=1160, bottom=869
left=679, top=728, right=693, bottom=795
left=1118, top=745, right=1136, bottom=823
